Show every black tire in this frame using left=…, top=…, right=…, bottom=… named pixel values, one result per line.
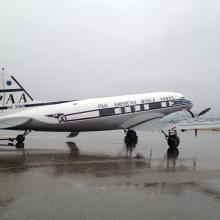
left=125, top=141, right=137, bottom=149
left=125, top=130, right=138, bottom=144
left=124, top=136, right=130, bottom=144
left=167, top=147, right=179, bottom=158
left=167, top=135, right=180, bottom=148
left=16, top=135, right=25, bottom=143
left=16, top=142, right=24, bottom=149
left=125, top=136, right=138, bottom=144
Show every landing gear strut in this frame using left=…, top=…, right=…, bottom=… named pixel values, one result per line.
left=124, top=130, right=138, bottom=144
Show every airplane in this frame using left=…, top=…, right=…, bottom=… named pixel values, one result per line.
left=0, top=68, right=214, bottom=149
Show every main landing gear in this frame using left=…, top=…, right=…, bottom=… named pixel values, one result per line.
left=124, top=129, right=180, bottom=147
left=124, top=130, right=138, bottom=144
left=162, top=129, right=180, bottom=157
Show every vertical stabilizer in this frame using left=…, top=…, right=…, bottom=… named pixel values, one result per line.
left=0, top=68, right=34, bottom=112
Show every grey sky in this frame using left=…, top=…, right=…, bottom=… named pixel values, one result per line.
left=0, top=0, right=220, bottom=116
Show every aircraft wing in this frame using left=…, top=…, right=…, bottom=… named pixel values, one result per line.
left=175, top=118, right=220, bottom=130
left=0, top=117, right=31, bottom=129
left=120, top=112, right=165, bottom=130
left=130, top=111, right=220, bottom=131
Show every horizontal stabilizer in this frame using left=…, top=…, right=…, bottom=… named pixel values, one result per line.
left=0, top=117, right=31, bottom=129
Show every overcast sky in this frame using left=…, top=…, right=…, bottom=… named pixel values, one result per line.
left=0, top=0, right=219, bottom=116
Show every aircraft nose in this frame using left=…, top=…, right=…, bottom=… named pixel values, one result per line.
left=186, top=100, right=193, bottom=109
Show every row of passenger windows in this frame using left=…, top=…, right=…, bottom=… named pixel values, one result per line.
left=99, top=101, right=173, bottom=117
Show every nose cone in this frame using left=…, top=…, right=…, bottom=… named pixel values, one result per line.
left=186, top=100, right=193, bottom=110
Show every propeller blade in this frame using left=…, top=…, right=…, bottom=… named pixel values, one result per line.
left=188, top=108, right=211, bottom=118
left=187, top=110, right=195, bottom=118
left=198, top=108, right=211, bottom=116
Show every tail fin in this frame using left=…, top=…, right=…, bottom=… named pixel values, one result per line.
left=0, top=68, right=34, bottom=112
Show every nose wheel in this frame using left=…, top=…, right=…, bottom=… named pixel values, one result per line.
left=167, top=135, right=180, bottom=148
left=162, top=129, right=180, bottom=148
left=167, top=147, right=179, bottom=158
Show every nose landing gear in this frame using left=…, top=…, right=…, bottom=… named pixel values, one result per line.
left=162, top=129, right=180, bottom=159
left=167, top=146, right=179, bottom=158
left=167, top=134, right=180, bottom=148
left=162, top=129, right=180, bottom=148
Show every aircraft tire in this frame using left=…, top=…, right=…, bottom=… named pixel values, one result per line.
left=167, top=135, right=180, bottom=148
left=125, top=130, right=138, bottom=144
left=167, top=147, right=179, bottom=158
left=16, top=142, right=24, bottom=149
left=16, top=135, right=25, bottom=143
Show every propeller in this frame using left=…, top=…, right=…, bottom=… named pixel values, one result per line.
left=187, top=108, right=211, bottom=137
left=187, top=108, right=211, bottom=118
left=198, top=108, right=212, bottom=116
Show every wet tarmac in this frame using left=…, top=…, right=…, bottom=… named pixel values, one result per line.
left=0, top=130, right=220, bottom=220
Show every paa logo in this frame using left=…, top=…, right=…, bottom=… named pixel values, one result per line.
left=5, top=93, right=27, bottom=104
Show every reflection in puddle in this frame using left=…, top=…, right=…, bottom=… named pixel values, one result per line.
left=1, top=132, right=220, bottom=220
left=0, top=141, right=197, bottom=177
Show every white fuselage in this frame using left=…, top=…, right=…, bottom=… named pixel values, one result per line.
left=3, top=92, right=193, bottom=132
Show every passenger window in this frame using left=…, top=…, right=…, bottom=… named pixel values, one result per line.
left=125, top=107, right=131, bottom=113
left=144, top=104, right=149, bottom=110
left=161, top=102, right=167, bottom=108
left=115, top=108, right=121, bottom=114
left=135, top=105, right=141, bottom=112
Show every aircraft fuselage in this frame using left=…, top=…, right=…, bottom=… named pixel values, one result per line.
left=6, top=92, right=193, bottom=132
